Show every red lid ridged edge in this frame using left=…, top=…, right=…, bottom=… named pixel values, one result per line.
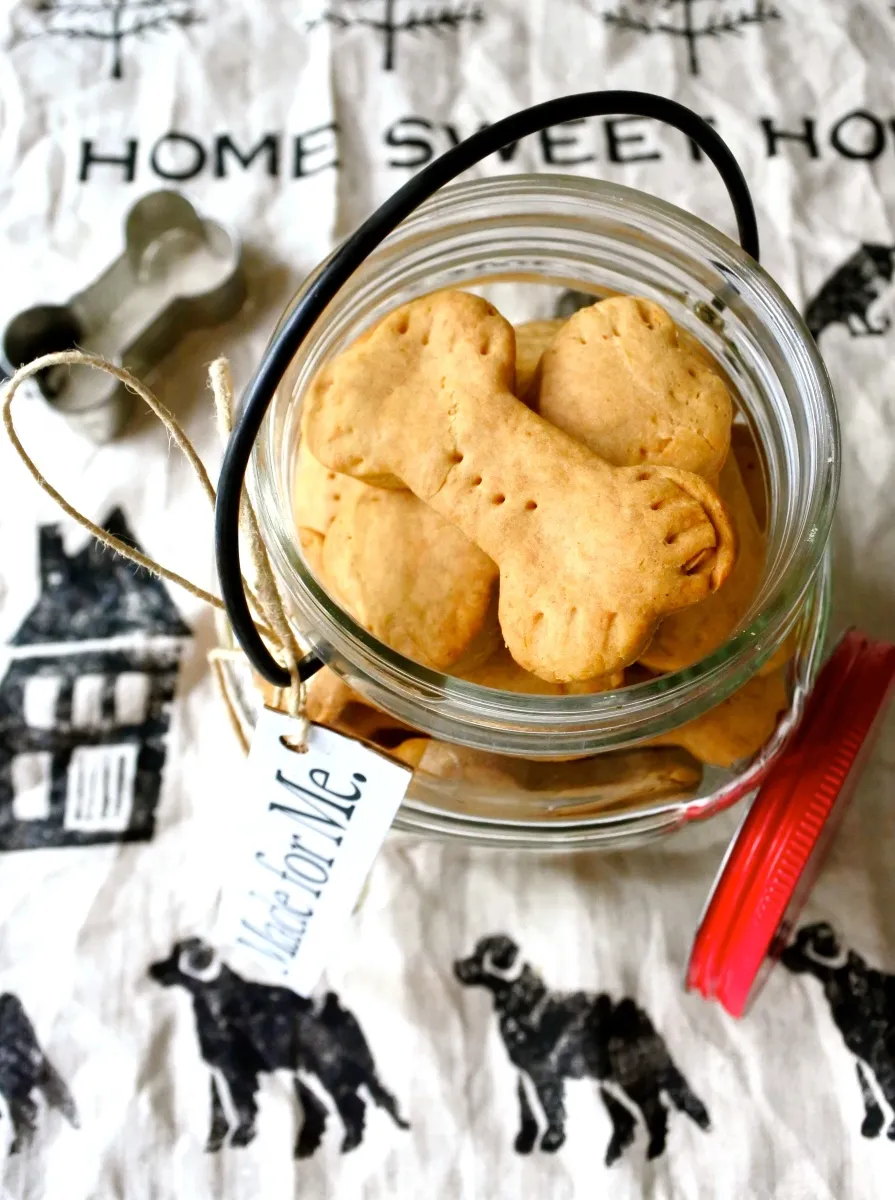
left=687, top=631, right=895, bottom=1017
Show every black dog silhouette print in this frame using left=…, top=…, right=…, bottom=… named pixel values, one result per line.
left=783, top=923, right=895, bottom=1141
left=0, top=993, right=79, bottom=1154
left=0, top=508, right=190, bottom=851
left=454, top=935, right=710, bottom=1164
left=805, top=244, right=895, bottom=342
left=149, top=939, right=409, bottom=1156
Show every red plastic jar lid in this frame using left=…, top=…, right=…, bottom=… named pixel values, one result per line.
left=687, top=629, right=895, bottom=1018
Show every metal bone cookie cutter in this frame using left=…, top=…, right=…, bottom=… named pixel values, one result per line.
left=3, top=191, right=246, bottom=443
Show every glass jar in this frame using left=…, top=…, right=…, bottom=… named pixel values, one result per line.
left=247, top=175, right=838, bottom=851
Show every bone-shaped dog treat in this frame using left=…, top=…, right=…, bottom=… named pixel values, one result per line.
left=534, top=296, right=732, bottom=478
left=730, top=424, right=797, bottom=677
left=514, top=318, right=564, bottom=398
left=648, top=667, right=789, bottom=767
left=297, top=527, right=325, bottom=578
left=528, top=747, right=703, bottom=811
left=458, top=644, right=621, bottom=694
left=641, top=432, right=795, bottom=678
left=305, top=667, right=357, bottom=724
left=323, top=487, right=500, bottom=672
left=252, top=664, right=358, bottom=721
left=394, top=738, right=702, bottom=809
left=304, top=291, right=736, bottom=682
left=639, top=452, right=763, bottom=672
left=393, top=738, right=518, bottom=789
left=293, top=438, right=371, bottom=536
left=304, top=668, right=417, bottom=745
left=253, top=665, right=413, bottom=751
left=731, top=422, right=767, bottom=531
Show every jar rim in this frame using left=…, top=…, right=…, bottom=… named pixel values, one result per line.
left=250, top=173, right=840, bottom=756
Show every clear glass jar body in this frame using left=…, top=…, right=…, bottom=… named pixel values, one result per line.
left=249, top=175, right=839, bottom=851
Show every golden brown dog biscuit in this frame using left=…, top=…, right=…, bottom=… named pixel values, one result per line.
left=252, top=665, right=366, bottom=726
left=649, top=667, right=789, bottom=767
left=393, top=738, right=518, bottom=788
left=731, top=423, right=767, bottom=531
left=391, top=737, right=429, bottom=770
left=534, top=296, right=732, bottom=478
left=304, top=290, right=736, bottom=682
left=293, top=439, right=370, bottom=536
left=639, top=453, right=763, bottom=672
left=298, top=527, right=325, bottom=578
left=530, top=747, right=703, bottom=812
left=729, top=425, right=796, bottom=675
left=514, top=318, right=564, bottom=397
left=458, top=644, right=621, bottom=694
left=305, top=667, right=358, bottom=725
left=322, top=487, right=500, bottom=671
left=394, top=737, right=702, bottom=811
left=256, top=666, right=410, bottom=753
left=305, top=667, right=417, bottom=745
left=759, top=635, right=797, bottom=677
left=330, top=704, right=417, bottom=748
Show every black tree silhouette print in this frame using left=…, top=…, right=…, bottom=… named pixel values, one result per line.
left=307, top=0, right=484, bottom=72
left=20, top=0, right=201, bottom=81
left=602, top=0, right=781, bottom=77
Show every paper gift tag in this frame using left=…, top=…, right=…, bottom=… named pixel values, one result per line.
left=217, top=707, right=412, bottom=995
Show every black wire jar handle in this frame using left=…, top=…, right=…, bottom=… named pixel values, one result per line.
left=215, top=89, right=760, bottom=688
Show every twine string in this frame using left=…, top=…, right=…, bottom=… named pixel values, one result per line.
left=2, top=352, right=223, bottom=610
left=209, top=359, right=308, bottom=736
left=0, top=349, right=308, bottom=750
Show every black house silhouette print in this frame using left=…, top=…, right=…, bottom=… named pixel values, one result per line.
left=0, top=508, right=191, bottom=851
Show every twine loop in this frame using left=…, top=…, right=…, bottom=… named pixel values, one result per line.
left=0, top=350, right=308, bottom=753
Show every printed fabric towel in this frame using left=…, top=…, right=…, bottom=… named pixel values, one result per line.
left=1, top=1, right=895, bottom=1197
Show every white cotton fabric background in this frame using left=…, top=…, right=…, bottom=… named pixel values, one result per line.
left=0, top=0, right=893, bottom=1196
